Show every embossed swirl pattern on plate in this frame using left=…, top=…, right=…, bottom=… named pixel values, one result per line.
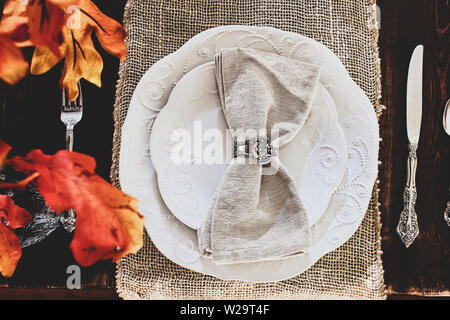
left=152, top=63, right=346, bottom=229
left=120, top=26, right=379, bottom=282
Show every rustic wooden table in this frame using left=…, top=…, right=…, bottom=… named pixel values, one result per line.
left=378, top=0, right=449, bottom=297
left=0, top=0, right=448, bottom=299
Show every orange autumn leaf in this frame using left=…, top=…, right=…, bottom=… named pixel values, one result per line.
left=0, top=0, right=87, bottom=85
left=0, top=141, right=39, bottom=190
left=77, top=0, right=126, bottom=61
left=0, top=141, right=12, bottom=169
left=7, top=150, right=144, bottom=266
left=0, top=172, right=39, bottom=191
left=25, top=0, right=80, bottom=57
left=32, top=21, right=104, bottom=101
left=0, top=0, right=30, bottom=45
left=0, top=37, right=29, bottom=85
left=0, top=195, right=32, bottom=277
left=1, top=0, right=79, bottom=49
left=0, top=1, right=29, bottom=85
left=30, top=0, right=126, bottom=101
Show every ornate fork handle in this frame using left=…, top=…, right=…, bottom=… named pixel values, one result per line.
left=396, top=143, right=419, bottom=247
left=65, top=126, right=74, bottom=151
left=60, top=123, right=77, bottom=233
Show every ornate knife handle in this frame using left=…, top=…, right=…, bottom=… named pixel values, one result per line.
left=396, top=143, right=419, bottom=248
left=444, top=187, right=450, bottom=227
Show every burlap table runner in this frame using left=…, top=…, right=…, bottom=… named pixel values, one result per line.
left=112, top=0, right=386, bottom=300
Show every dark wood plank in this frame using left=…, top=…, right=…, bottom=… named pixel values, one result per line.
left=378, top=0, right=449, bottom=296
left=388, top=294, right=450, bottom=300
left=0, top=288, right=118, bottom=300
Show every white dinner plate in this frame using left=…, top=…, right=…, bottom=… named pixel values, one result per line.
left=150, top=62, right=347, bottom=229
left=119, top=25, right=379, bottom=282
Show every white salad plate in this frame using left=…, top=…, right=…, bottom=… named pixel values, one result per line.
left=119, top=25, right=379, bottom=282
left=150, top=62, right=348, bottom=229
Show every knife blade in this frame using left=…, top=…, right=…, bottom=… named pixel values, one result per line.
left=396, top=44, right=423, bottom=248
left=406, top=45, right=424, bottom=144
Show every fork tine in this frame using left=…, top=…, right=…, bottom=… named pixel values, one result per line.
left=61, top=82, right=83, bottom=111
left=62, top=86, right=67, bottom=110
left=77, top=81, right=83, bottom=108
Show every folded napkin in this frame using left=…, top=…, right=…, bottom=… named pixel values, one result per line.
left=197, top=48, right=321, bottom=264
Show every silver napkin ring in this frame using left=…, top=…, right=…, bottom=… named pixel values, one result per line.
left=233, top=137, right=277, bottom=165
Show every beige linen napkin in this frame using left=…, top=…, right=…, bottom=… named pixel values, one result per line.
left=197, top=48, right=321, bottom=264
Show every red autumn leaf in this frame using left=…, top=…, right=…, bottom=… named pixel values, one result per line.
left=7, top=149, right=144, bottom=266
left=0, top=195, right=32, bottom=277
left=0, top=141, right=39, bottom=190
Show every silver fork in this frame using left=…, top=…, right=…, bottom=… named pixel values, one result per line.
left=59, top=82, right=83, bottom=232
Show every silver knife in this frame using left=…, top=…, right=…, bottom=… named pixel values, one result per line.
left=396, top=44, right=424, bottom=248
